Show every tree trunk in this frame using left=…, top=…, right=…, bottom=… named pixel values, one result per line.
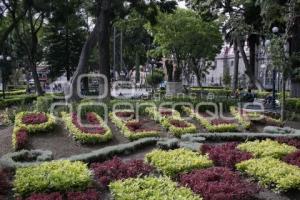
left=237, top=39, right=263, bottom=90
left=69, top=18, right=100, bottom=101
left=30, top=63, right=44, bottom=96
left=233, top=39, right=239, bottom=91
left=98, top=0, right=111, bottom=100
left=281, top=75, right=286, bottom=122
left=135, top=52, right=140, bottom=84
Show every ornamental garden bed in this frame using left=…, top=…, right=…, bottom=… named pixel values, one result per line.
left=185, top=107, right=239, bottom=132
left=12, top=112, right=56, bottom=150
left=62, top=112, right=112, bottom=144
left=146, top=107, right=197, bottom=137
left=1, top=142, right=300, bottom=200
left=230, top=107, right=284, bottom=129
left=110, top=110, right=162, bottom=140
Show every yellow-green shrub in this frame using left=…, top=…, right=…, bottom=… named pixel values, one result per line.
left=14, top=160, right=91, bottom=197
left=237, top=139, right=297, bottom=159
left=145, top=149, right=213, bottom=177
left=236, top=157, right=300, bottom=191
left=110, top=176, right=202, bottom=200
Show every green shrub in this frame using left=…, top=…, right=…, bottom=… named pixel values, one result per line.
left=145, top=148, right=212, bottom=177
left=0, top=95, right=37, bottom=109
left=236, top=157, right=300, bottom=191
left=14, top=160, right=92, bottom=197
left=230, top=107, right=251, bottom=129
left=286, top=98, right=300, bottom=114
left=237, top=139, right=297, bottom=159
left=36, top=96, right=54, bottom=113
left=110, top=176, right=202, bottom=200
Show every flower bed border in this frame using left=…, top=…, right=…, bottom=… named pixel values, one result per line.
left=185, top=107, right=238, bottom=132
left=110, top=111, right=160, bottom=140
left=62, top=112, right=112, bottom=144
left=146, top=107, right=197, bottom=137
left=15, top=112, right=56, bottom=134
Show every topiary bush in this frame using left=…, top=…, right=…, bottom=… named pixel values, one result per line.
left=109, top=176, right=202, bottom=200
left=179, top=167, right=259, bottom=200
left=14, top=160, right=92, bottom=197
left=236, top=157, right=300, bottom=191
left=91, top=157, right=154, bottom=188
left=145, top=148, right=213, bottom=177
left=201, top=143, right=253, bottom=169
left=237, top=139, right=297, bottom=159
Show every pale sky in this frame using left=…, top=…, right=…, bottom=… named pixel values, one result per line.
left=178, top=0, right=187, bottom=8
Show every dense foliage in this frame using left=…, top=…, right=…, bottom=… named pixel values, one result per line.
left=237, top=157, right=300, bottom=191
left=179, top=167, right=259, bottom=200
left=201, top=143, right=253, bottom=169
left=91, top=157, right=153, bottom=188
left=145, top=148, right=213, bottom=177
left=110, top=177, right=202, bottom=200
left=237, top=139, right=297, bottom=159
left=22, top=113, right=48, bottom=125
left=14, top=160, right=91, bottom=197
left=12, top=128, right=29, bottom=150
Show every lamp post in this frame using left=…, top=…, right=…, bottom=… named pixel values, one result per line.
left=271, top=26, right=280, bottom=110
left=0, top=55, right=11, bottom=99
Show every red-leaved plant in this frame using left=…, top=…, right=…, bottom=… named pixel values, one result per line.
left=282, top=151, right=300, bottom=168
left=22, top=113, right=48, bottom=125
left=115, top=111, right=135, bottom=118
left=71, top=113, right=106, bottom=135
left=125, top=120, right=157, bottom=133
left=201, top=143, right=253, bottom=169
left=210, top=119, right=236, bottom=126
left=0, top=169, right=10, bottom=196
left=275, top=137, right=300, bottom=149
left=16, top=129, right=29, bottom=150
left=16, top=192, right=62, bottom=200
left=169, top=119, right=189, bottom=128
left=66, top=189, right=99, bottom=200
left=91, top=157, right=153, bottom=188
left=179, top=167, right=259, bottom=200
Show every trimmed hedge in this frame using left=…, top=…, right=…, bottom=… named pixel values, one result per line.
left=110, top=111, right=160, bottom=140
left=15, top=112, right=56, bottom=134
left=110, top=177, right=202, bottom=200
left=237, top=139, right=297, bottom=159
left=145, top=148, right=212, bottom=177
left=62, top=112, right=112, bottom=144
left=0, top=95, right=37, bottom=109
left=36, top=96, right=54, bottom=113
left=14, top=160, right=91, bottom=197
left=185, top=107, right=238, bottom=132
left=236, top=157, right=300, bottom=191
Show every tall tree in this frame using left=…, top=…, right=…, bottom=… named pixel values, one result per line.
left=69, top=0, right=177, bottom=101
left=148, top=9, right=222, bottom=85
left=186, top=0, right=264, bottom=89
left=13, top=0, right=50, bottom=96
left=42, top=0, right=87, bottom=81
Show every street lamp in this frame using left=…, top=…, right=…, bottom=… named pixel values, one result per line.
left=0, top=55, right=12, bottom=99
left=271, top=26, right=280, bottom=110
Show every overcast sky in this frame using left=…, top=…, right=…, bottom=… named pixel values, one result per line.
left=178, top=0, right=186, bottom=8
